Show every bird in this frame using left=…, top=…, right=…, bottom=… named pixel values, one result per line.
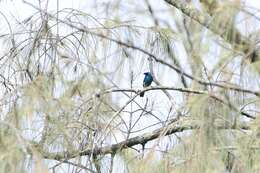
left=140, top=72, right=153, bottom=97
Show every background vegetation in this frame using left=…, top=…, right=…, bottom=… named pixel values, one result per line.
left=0, top=0, right=259, bottom=172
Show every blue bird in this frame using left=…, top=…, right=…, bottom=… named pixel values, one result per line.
left=140, top=72, right=153, bottom=97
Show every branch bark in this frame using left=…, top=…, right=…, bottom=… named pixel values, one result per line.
left=164, top=0, right=259, bottom=63
left=36, top=121, right=249, bottom=161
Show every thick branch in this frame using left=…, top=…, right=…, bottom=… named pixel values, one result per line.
left=164, top=0, right=259, bottom=62
left=38, top=121, right=249, bottom=160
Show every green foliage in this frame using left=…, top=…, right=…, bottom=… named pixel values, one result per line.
left=0, top=124, right=26, bottom=173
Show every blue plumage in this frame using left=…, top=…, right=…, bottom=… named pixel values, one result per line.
left=140, top=72, right=153, bottom=97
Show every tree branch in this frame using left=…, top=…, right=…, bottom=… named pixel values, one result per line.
left=38, top=121, right=249, bottom=160
left=23, top=1, right=260, bottom=96
left=164, top=0, right=259, bottom=62
left=101, top=86, right=256, bottom=119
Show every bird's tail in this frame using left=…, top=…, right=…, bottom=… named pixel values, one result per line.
left=140, top=91, right=145, bottom=97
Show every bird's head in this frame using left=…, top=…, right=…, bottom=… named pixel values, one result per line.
left=144, top=72, right=151, bottom=76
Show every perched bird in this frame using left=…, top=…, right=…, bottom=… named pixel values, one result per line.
left=140, top=72, right=153, bottom=97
